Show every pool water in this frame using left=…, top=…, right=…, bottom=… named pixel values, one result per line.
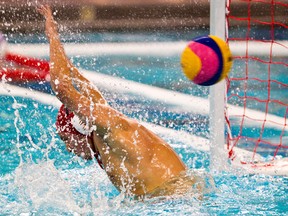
left=0, top=32, right=288, bottom=215
left=1, top=96, right=287, bottom=215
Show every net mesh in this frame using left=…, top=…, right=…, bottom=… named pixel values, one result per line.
left=226, top=0, right=288, bottom=164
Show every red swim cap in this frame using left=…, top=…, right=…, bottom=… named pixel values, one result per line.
left=56, top=104, right=104, bottom=169
left=56, top=104, right=82, bottom=135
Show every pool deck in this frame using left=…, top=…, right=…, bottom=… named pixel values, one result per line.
left=0, top=0, right=287, bottom=33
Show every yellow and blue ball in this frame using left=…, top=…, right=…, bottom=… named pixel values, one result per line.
left=181, top=35, right=233, bottom=86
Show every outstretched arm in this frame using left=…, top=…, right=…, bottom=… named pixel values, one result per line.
left=37, top=5, right=106, bottom=105
left=70, top=66, right=107, bottom=105
left=38, top=5, right=124, bottom=133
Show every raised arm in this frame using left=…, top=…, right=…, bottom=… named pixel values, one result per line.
left=37, top=5, right=106, bottom=105
left=38, top=5, right=121, bottom=132
left=70, top=66, right=107, bottom=105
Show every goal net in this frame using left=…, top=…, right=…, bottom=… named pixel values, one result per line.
left=225, top=0, right=288, bottom=175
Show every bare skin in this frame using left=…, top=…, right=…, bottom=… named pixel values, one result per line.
left=38, top=5, right=189, bottom=197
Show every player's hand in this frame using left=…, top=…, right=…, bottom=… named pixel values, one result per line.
left=37, top=4, right=53, bottom=18
left=37, top=5, right=58, bottom=40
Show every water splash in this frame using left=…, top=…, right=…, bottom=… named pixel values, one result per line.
left=14, top=160, right=82, bottom=214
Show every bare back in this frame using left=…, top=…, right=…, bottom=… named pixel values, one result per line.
left=92, top=113, right=187, bottom=196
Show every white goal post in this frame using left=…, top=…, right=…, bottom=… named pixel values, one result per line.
left=209, top=0, right=228, bottom=172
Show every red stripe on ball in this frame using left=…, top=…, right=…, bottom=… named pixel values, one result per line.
left=187, top=42, right=220, bottom=85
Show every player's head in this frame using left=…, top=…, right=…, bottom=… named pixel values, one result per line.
left=56, top=105, right=104, bottom=168
left=56, top=105, right=92, bottom=157
left=56, top=105, right=83, bottom=136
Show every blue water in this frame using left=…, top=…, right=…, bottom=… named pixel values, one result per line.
left=1, top=96, right=287, bottom=215
left=0, top=32, right=288, bottom=215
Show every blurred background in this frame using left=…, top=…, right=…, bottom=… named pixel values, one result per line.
left=1, top=0, right=210, bottom=33
left=1, top=0, right=286, bottom=33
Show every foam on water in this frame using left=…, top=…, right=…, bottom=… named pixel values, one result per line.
left=1, top=157, right=209, bottom=215
left=2, top=160, right=287, bottom=215
left=13, top=161, right=82, bottom=214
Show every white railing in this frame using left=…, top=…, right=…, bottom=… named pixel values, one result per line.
left=8, top=41, right=288, bottom=57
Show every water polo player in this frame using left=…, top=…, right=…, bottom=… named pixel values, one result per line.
left=38, top=5, right=201, bottom=198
